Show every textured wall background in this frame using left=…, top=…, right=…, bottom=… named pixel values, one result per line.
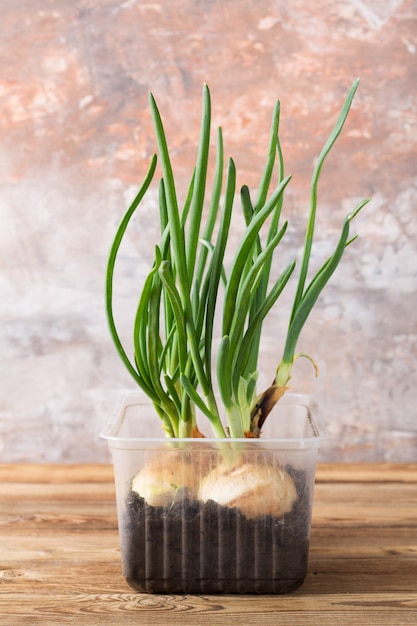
left=1, top=0, right=416, bottom=462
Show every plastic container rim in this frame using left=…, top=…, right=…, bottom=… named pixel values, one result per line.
left=100, top=391, right=328, bottom=449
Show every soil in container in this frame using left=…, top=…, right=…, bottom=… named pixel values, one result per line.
left=123, top=467, right=310, bottom=594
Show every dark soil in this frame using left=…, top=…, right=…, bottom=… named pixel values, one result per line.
left=123, top=467, right=310, bottom=594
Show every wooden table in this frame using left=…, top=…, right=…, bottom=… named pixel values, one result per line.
left=1, top=463, right=416, bottom=625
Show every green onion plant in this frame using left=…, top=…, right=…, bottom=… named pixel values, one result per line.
left=106, top=79, right=370, bottom=439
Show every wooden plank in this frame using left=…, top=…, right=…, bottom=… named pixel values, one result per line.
left=1, top=462, right=417, bottom=485
left=2, top=528, right=416, bottom=589
left=0, top=590, right=416, bottom=626
left=3, top=486, right=415, bottom=527
left=313, top=482, right=417, bottom=525
left=315, top=463, right=417, bottom=483
left=2, top=476, right=416, bottom=501
left=0, top=463, right=115, bottom=484
left=0, top=481, right=116, bottom=501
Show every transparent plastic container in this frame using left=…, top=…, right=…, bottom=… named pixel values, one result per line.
left=101, top=392, right=327, bottom=594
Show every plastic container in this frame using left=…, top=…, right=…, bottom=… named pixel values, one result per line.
left=101, top=392, right=327, bottom=594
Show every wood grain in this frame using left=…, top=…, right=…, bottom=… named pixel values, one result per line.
left=0, top=463, right=416, bottom=625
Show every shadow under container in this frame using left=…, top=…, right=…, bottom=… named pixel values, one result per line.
left=101, top=392, right=327, bottom=594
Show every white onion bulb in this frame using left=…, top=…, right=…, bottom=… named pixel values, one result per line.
left=200, top=458, right=297, bottom=519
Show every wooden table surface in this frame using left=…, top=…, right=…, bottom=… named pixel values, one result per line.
left=0, top=463, right=416, bottom=625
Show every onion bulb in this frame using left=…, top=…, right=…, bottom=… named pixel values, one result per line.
left=200, top=457, right=297, bottom=519
left=131, top=450, right=199, bottom=506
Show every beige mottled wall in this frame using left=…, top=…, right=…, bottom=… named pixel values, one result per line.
left=1, top=0, right=416, bottom=462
